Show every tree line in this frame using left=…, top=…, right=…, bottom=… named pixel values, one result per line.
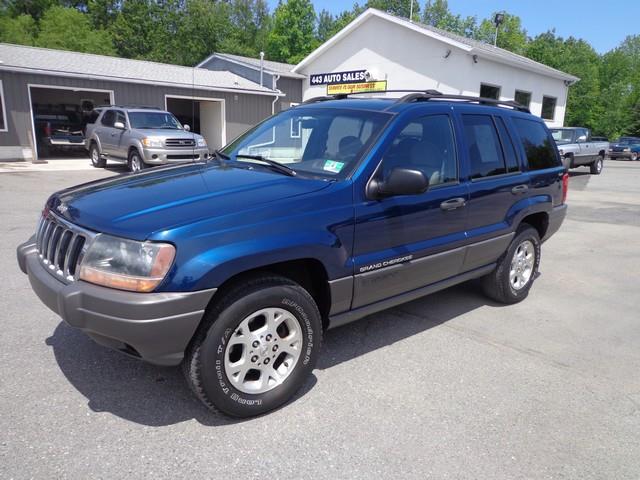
left=1, top=0, right=639, bottom=138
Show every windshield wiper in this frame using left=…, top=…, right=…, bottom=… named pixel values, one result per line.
left=235, top=154, right=296, bottom=177
left=212, top=149, right=230, bottom=162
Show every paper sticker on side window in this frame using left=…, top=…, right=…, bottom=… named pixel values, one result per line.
left=323, top=160, right=345, bottom=173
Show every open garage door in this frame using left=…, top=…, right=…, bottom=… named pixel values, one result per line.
left=29, top=85, right=113, bottom=161
left=165, top=96, right=225, bottom=151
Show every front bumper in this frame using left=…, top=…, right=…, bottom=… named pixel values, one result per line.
left=17, top=238, right=215, bottom=366
left=543, top=204, right=568, bottom=242
left=608, top=151, right=633, bottom=159
left=141, top=147, right=209, bottom=165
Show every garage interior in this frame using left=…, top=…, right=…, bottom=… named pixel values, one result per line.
left=166, top=96, right=224, bottom=151
left=30, top=86, right=112, bottom=160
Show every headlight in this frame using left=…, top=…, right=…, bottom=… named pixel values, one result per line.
left=197, top=138, right=207, bottom=147
left=79, top=234, right=175, bottom=292
left=142, top=137, right=163, bottom=148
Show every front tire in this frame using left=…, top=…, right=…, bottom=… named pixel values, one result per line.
left=482, top=225, right=541, bottom=304
left=183, top=275, right=322, bottom=417
left=631, top=152, right=638, bottom=161
left=89, top=143, right=106, bottom=168
left=128, top=150, right=146, bottom=173
left=590, top=155, right=604, bottom=174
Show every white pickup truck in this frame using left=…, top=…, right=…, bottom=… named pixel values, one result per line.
left=550, top=127, right=609, bottom=175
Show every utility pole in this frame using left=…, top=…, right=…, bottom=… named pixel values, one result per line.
left=409, top=0, right=414, bottom=22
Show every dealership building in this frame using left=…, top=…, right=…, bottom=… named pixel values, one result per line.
left=0, top=8, right=576, bottom=162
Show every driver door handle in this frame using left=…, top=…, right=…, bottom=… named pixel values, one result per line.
left=511, top=184, right=529, bottom=195
left=440, top=197, right=466, bottom=211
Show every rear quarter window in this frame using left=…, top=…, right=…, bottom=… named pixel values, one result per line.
left=513, top=118, right=561, bottom=170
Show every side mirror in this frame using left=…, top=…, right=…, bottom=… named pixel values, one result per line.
left=369, top=168, right=429, bottom=199
left=576, top=135, right=587, bottom=143
left=113, top=121, right=126, bottom=130
left=183, top=124, right=191, bottom=132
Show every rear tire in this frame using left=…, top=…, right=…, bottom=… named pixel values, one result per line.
left=128, top=150, right=146, bottom=173
left=590, top=154, right=604, bottom=175
left=482, top=225, right=541, bottom=304
left=89, top=143, right=106, bottom=168
left=183, top=275, right=322, bottom=417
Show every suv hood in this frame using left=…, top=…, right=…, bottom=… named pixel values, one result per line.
left=136, top=128, right=203, bottom=139
left=48, top=163, right=332, bottom=240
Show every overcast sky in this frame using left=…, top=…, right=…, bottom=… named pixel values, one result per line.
left=266, top=0, right=638, bottom=54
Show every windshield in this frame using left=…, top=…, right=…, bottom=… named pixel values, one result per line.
left=128, top=111, right=182, bottom=130
left=222, top=107, right=391, bottom=178
left=614, top=137, right=640, bottom=145
left=550, top=129, right=574, bottom=144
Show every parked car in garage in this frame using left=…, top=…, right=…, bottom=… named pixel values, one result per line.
left=85, top=106, right=209, bottom=172
left=34, top=111, right=86, bottom=157
left=550, top=127, right=608, bottom=174
left=608, top=137, right=640, bottom=161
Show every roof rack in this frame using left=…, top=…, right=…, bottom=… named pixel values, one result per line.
left=95, top=104, right=160, bottom=110
left=299, top=89, right=530, bottom=113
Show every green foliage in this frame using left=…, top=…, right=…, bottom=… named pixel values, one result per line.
left=476, top=13, right=527, bottom=55
left=37, top=6, right=115, bottom=55
left=0, top=14, right=38, bottom=45
left=366, top=0, right=419, bottom=21
left=422, top=0, right=476, bottom=37
left=266, top=0, right=317, bottom=64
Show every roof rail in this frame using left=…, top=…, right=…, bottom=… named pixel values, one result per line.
left=298, top=89, right=530, bottom=113
left=95, top=104, right=160, bottom=110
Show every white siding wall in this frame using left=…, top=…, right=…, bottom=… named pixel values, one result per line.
left=298, top=16, right=568, bottom=127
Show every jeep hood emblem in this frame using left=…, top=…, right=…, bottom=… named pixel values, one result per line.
left=56, top=203, right=69, bottom=215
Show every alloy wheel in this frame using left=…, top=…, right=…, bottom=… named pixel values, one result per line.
left=509, top=240, right=535, bottom=290
left=224, top=307, right=302, bottom=394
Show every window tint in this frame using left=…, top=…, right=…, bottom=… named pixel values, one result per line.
left=494, top=116, right=520, bottom=173
left=462, top=114, right=507, bottom=179
left=380, top=114, right=457, bottom=187
left=514, top=90, right=531, bottom=108
left=541, top=96, right=556, bottom=120
left=0, top=80, right=6, bottom=131
left=101, top=110, right=115, bottom=127
left=115, top=111, right=126, bottom=127
left=480, top=84, right=501, bottom=100
left=513, top=118, right=561, bottom=170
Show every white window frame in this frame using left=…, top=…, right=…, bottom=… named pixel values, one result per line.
left=479, top=82, right=501, bottom=100
left=541, top=95, right=557, bottom=121
left=514, top=89, right=532, bottom=108
left=0, top=80, right=8, bottom=132
left=290, top=103, right=301, bottom=138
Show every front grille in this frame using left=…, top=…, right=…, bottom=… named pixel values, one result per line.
left=35, top=213, right=91, bottom=282
left=165, top=138, right=195, bottom=148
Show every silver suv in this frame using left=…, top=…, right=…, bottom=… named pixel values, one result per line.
left=85, top=106, right=209, bottom=172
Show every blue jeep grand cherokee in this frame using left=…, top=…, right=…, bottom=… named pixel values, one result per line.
left=17, top=92, right=568, bottom=417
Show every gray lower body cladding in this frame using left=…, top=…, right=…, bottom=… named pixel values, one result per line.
left=17, top=239, right=215, bottom=366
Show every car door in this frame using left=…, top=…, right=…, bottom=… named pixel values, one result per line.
left=111, top=110, right=128, bottom=159
left=97, top=109, right=116, bottom=156
left=352, top=111, right=469, bottom=309
left=460, top=112, right=527, bottom=271
left=576, top=128, right=591, bottom=165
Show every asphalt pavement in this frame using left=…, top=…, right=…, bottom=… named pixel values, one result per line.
left=1, top=159, right=639, bottom=479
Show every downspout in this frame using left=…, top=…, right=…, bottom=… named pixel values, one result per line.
left=271, top=74, right=281, bottom=115
left=260, top=51, right=264, bottom=87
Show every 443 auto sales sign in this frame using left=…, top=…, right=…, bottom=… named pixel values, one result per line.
left=310, top=70, right=368, bottom=86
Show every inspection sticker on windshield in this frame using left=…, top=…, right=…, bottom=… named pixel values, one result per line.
left=323, top=160, right=345, bottom=173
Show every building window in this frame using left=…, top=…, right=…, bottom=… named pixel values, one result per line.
left=514, top=90, right=532, bottom=108
left=480, top=83, right=501, bottom=100
left=0, top=80, right=7, bottom=132
left=541, top=96, right=557, bottom=120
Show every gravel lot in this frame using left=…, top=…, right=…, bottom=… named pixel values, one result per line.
left=1, top=160, right=639, bottom=479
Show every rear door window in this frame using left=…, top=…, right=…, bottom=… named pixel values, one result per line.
left=513, top=118, right=561, bottom=170
left=494, top=116, right=520, bottom=173
left=101, top=110, right=115, bottom=127
left=462, top=114, right=507, bottom=179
